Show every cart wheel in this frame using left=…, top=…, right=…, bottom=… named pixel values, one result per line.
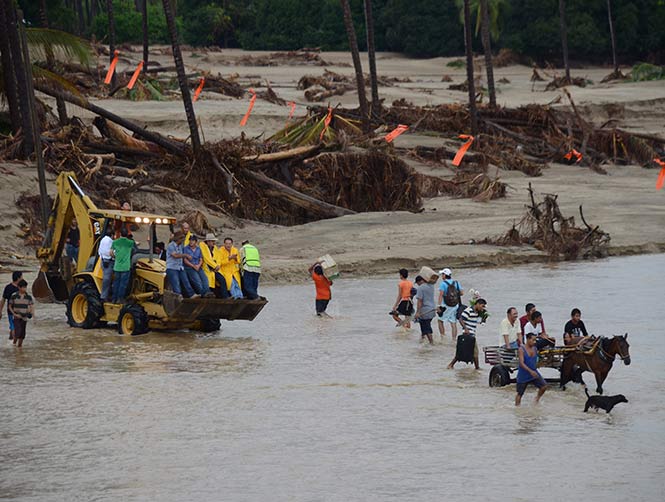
left=489, top=365, right=511, bottom=387
left=118, top=304, right=149, bottom=335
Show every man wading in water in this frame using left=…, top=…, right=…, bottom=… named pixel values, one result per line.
left=515, top=333, right=548, bottom=406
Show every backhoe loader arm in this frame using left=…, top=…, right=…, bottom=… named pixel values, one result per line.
left=33, top=172, right=102, bottom=301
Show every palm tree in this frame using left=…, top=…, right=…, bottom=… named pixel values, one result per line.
left=363, top=0, right=379, bottom=109
left=3, top=0, right=34, bottom=155
left=161, top=0, right=201, bottom=152
left=479, top=0, right=496, bottom=107
left=607, top=0, right=619, bottom=75
left=462, top=0, right=478, bottom=134
left=38, top=0, right=69, bottom=124
left=558, top=0, right=571, bottom=82
left=0, top=3, right=21, bottom=132
left=106, top=0, right=117, bottom=88
left=142, top=0, right=149, bottom=69
left=340, top=0, right=370, bottom=133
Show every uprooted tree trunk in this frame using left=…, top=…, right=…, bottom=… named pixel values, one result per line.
left=242, top=168, right=356, bottom=218
left=34, top=84, right=187, bottom=156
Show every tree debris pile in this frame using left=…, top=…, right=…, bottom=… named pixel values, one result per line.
left=16, top=193, right=50, bottom=247
left=486, top=185, right=610, bottom=260
left=416, top=172, right=506, bottom=202
left=233, top=50, right=336, bottom=67
left=298, top=70, right=411, bottom=102
left=383, top=100, right=665, bottom=170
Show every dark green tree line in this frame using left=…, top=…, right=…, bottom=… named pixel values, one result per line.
left=16, top=0, right=665, bottom=64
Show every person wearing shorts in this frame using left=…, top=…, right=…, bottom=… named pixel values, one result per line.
left=1, top=271, right=22, bottom=340
left=391, top=268, right=414, bottom=328
left=8, top=279, right=33, bottom=348
left=309, top=262, right=333, bottom=317
left=437, top=268, right=463, bottom=341
left=515, top=333, right=547, bottom=406
left=414, top=275, right=435, bottom=344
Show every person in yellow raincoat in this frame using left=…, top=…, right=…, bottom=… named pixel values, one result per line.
left=219, top=237, right=243, bottom=298
left=200, top=233, right=229, bottom=298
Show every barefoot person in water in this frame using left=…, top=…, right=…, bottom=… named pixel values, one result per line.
left=391, top=268, right=414, bottom=328
left=515, top=333, right=548, bottom=406
left=309, top=261, right=333, bottom=317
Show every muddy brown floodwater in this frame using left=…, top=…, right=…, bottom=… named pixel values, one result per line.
left=1, top=254, right=664, bottom=501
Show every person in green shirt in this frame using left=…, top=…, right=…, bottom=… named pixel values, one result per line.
left=111, top=227, right=134, bottom=303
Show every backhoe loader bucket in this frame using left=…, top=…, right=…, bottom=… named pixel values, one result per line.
left=32, top=270, right=69, bottom=303
left=163, top=291, right=268, bottom=321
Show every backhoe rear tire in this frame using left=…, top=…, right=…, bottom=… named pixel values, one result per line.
left=118, top=304, right=149, bottom=336
left=66, top=282, right=104, bottom=329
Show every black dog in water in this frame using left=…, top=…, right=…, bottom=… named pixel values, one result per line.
left=584, top=388, right=628, bottom=413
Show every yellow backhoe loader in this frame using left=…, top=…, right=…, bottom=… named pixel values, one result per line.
left=33, top=172, right=267, bottom=335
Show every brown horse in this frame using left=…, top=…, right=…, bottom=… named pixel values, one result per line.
left=560, top=334, right=631, bottom=394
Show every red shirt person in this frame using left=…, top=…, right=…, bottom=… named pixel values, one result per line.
left=520, top=303, right=546, bottom=336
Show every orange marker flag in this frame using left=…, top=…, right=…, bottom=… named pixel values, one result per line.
left=193, top=77, right=205, bottom=102
left=564, top=149, right=583, bottom=163
left=385, top=124, right=409, bottom=143
left=320, top=106, right=333, bottom=141
left=104, top=50, right=120, bottom=85
left=452, top=134, right=475, bottom=166
left=287, top=101, right=297, bottom=120
left=239, top=88, right=257, bottom=127
left=126, top=61, right=144, bottom=90
left=655, top=158, right=665, bottom=190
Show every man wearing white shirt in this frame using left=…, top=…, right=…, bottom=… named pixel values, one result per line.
left=500, top=307, right=521, bottom=348
left=98, top=228, right=114, bottom=302
left=523, top=310, right=555, bottom=349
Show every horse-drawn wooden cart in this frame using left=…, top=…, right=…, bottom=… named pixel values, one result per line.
left=483, top=345, right=576, bottom=387
left=483, top=335, right=630, bottom=394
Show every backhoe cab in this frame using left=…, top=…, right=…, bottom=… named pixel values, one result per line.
left=34, top=172, right=267, bottom=335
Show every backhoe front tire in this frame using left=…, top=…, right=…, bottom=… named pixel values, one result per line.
left=118, top=304, right=149, bottom=336
left=67, top=282, right=104, bottom=329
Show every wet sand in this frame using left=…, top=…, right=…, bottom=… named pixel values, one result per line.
left=2, top=49, right=665, bottom=280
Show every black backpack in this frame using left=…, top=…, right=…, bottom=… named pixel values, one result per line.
left=443, top=280, right=460, bottom=307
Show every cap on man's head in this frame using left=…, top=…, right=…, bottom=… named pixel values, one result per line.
left=204, top=233, right=218, bottom=242
left=441, top=268, right=452, bottom=276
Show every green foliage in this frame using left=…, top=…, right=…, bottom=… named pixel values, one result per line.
left=182, top=4, right=231, bottom=47
left=18, top=0, right=665, bottom=64
left=447, top=59, right=466, bottom=68
left=631, top=62, right=665, bottom=81
left=26, top=28, right=92, bottom=66
left=455, top=0, right=508, bottom=41
left=90, top=0, right=172, bottom=44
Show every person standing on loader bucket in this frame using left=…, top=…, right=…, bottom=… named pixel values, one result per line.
left=166, top=231, right=197, bottom=299
left=111, top=227, right=134, bottom=303
left=239, top=240, right=261, bottom=299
